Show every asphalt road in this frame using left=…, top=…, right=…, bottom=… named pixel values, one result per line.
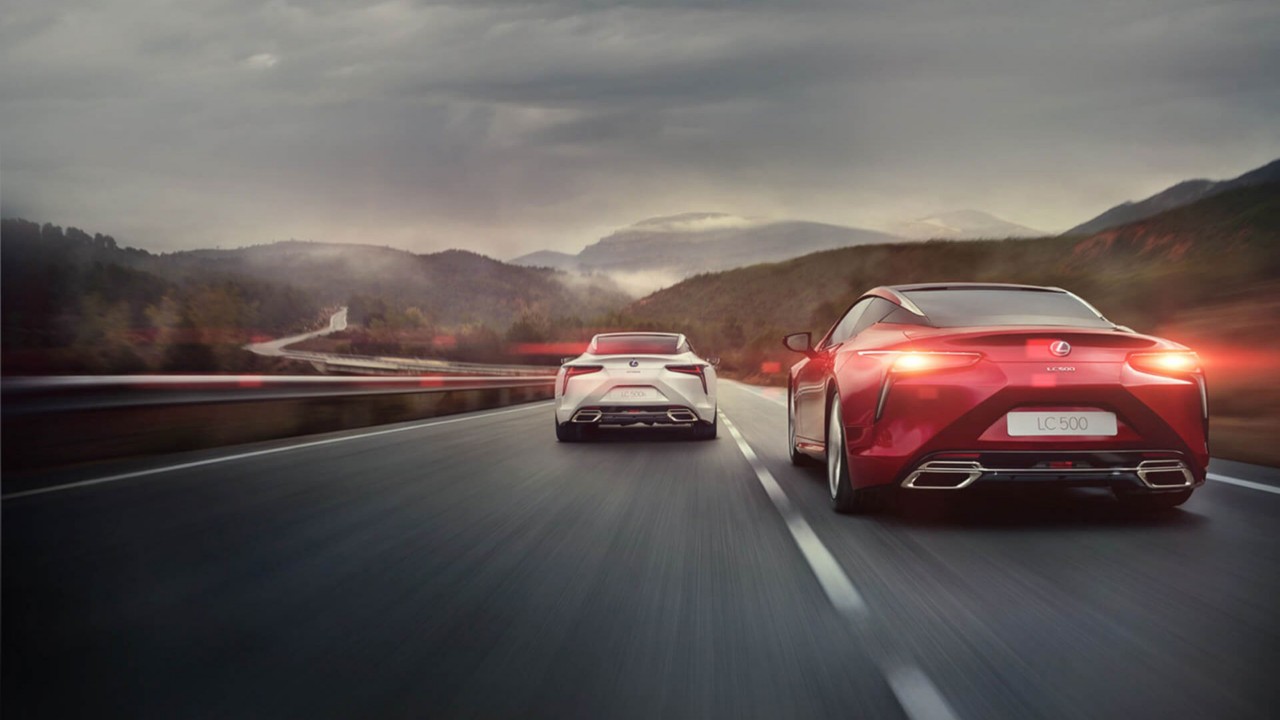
left=4, top=382, right=1278, bottom=719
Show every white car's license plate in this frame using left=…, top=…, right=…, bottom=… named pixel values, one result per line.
left=1007, top=411, right=1117, bottom=436
left=604, top=387, right=663, bottom=401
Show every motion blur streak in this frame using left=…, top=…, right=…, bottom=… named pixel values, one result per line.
left=3, top=382, right=1278, bottom=718
left=0, top=402, right=552, bottom=501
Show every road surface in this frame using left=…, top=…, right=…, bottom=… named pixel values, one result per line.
left=4, top=381, right=1278, bottom=719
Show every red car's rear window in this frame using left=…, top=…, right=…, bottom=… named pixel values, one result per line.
left=902, top=289, right=1113, bottom=328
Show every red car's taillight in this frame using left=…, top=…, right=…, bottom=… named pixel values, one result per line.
left=562, top=365, right=602, bottom=394
left=1128, top=351, right=1207, bottom=424
left=665, top=364, right=708, bottom=393
left=1127, top=351, right=1200, bottom=377
left=859, top=351, right=982, bottom=421
left=861, top=351, right=982, bottom=374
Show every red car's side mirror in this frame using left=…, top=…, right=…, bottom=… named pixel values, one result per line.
left=782, top=332, right=814, bottom=356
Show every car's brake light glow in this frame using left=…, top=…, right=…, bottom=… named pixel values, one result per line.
left=562, top=365, right=603, bottom=394
left=665, top=364, right=708, bottom=393
left=1127, top=351, right=1200, bottom=376
left=861, top=351, right=982, bottom=374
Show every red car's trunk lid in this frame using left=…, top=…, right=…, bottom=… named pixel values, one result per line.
left=902, top=326, right=1161, bottom=363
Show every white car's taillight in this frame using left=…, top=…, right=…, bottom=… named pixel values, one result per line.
left=665, top=364, right=708, bottom=393
left=562, top=365, right=602, bottom=394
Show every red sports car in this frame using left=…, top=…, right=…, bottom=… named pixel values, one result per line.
left=783, top=283, right=1208, bottom=513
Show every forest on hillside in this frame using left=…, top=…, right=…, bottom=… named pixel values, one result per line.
left=1, top=219, right=321, bottom=373
left=4, top=181, right=1277, bottom=384
left=0, top=219, right=628, bottom=373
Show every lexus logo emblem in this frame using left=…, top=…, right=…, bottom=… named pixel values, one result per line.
left=1049, top=340, right=1072, bottom=357
left=629, top=359, right=639, bottom=367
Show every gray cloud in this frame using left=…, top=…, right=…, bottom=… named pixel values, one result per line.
left=2, top=0, right=1278, bottom=257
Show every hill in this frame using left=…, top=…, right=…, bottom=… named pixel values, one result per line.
left=156, top=241, right=629, bottom=328
left=0, top=222, right=631, bottom=373
left=1, top=219, right=318, bottom=373
left=510, top=250, right=580, bottom=272
left=1064, top=157, right=1280, bottom=236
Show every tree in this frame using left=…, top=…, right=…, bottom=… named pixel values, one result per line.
left=506, top=310, right=550, bottom=343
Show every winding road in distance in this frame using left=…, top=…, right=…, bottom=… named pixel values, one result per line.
left=4, top=381, right=1279, bottom=719
left=244, top=306, right=348, bottom=358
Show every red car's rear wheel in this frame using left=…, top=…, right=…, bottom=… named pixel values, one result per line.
left=827, top=394, right=874, bottom=514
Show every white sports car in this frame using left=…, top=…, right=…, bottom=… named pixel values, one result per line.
left=555, top=332, right=718, bottom=441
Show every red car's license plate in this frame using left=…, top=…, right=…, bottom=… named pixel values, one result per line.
left=1006, top=411, right=1117, bottom=436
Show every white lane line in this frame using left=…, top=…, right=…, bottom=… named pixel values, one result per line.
left=719, top=404, right=962, bottom=720
left=885, top=665, right=963, bottom=720
left=718, top=410, right=867, bottom=617
left=727, top=380, right=786, bottom=406
left=1207, top=473, right=1280, bottom=496
left=2, top=402, right=553, bottom=501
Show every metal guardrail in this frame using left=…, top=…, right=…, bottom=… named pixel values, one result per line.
left=281, top=350, right=556, bottom=376
left=2, top=373, right=558, bottom=471
left=1, top=374, right=557, bottom=413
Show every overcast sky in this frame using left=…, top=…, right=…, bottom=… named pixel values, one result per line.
left=3, top=0, right=1278, bottom=258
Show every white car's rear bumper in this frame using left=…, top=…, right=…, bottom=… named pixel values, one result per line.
left=555, top=369, right=716, bottom=425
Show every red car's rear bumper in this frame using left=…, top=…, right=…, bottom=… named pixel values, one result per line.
left=844, top=363, right=1209, bottom=491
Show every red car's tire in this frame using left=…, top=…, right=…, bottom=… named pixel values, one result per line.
left=827, top=394, right=874, bottom=514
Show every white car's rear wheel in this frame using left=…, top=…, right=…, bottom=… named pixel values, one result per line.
left=555, top=420, right=577, bottom=442
left=556, top=420, right=597, bottom=442
left=692, top=411, right=717, bottom=440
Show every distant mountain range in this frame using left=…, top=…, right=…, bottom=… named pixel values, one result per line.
left=512, top=212, right=903, bottom=291
left=889, top=209, right=1045, bottom=240
left=1064, top=158, right=1280, bottom=236
left=512, top=209, right=1049, bottom=292
left=622, top=180, right=1280, bottom=371
left=514, top=159, right=1280, bottom=289
left=8, top=155, right=1277, bottom=373
left=508, top=250, right=580, bottom=272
